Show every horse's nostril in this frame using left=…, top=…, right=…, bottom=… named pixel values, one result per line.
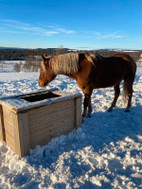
left=38, top=81, right=44, bottom=87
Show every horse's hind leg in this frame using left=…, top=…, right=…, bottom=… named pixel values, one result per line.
left=123, top=81, right=133, bottom=112
left=125, top=93, right=132, bottom=112
left=108, top=83, right=120, bottom=112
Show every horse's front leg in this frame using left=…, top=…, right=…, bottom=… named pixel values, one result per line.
left=82, top=93, right=92, bottom=118
left=82, top=94, right=88, bottom=118
left=87, top=96, right=92, bottom=117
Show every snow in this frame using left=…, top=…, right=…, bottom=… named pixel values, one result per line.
left=0, top=60, right=25, bottom=73
left=0, top=67, right=142, bottom=189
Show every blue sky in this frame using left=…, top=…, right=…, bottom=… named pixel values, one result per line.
left=0, top=0, right=142, bottom=50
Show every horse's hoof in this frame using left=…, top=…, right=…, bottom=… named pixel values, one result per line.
left=107, top=108, right=112, bottom=112
left=125, top=109, right=130, bottom=112
left=43, top=149, right=46, bottom=157
left=81, top=117, right=85, bottom=123
left=87, top=114, right=91, bottom=118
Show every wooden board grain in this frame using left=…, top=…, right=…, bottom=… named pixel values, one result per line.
left=75, top=97, right=82, bottom=128
left=29, top=98, right=75, bottom=148
left=0, top=105, right=5, bottom=141
left=29, top=99, right=74, bottom=130
left=0, top=90, right=82, bottom=157
left=17, top=113, right=30, bottom=157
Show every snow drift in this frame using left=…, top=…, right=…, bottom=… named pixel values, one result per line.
left=0, top=68, right=142, bottom=189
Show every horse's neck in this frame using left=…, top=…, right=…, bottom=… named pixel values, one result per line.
left=64, top=72, right=78, bottom=80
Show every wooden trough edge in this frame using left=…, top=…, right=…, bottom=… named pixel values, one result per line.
left=0, top=89, right=82, bottom=113
left=0, top=87, right=58, bottom=101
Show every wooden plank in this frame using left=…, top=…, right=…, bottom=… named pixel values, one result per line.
left=28, top=98, right=74, bottom=121
left=5, top=128, right=14, bottom=139
left=0, top=102, right=13, bottom=113
left=5, top=130, right=15, bottom=150
left=3, top=119, right=14, bottom=134
left=12, top=112, right=22, bottom=156
left=74, top=97, right=82, bottom=128
left=29, top=102, right=74, bottom=131
left=30, top=121, right=74, bottom=148
left=3, top=105, right=13, bottom=117
left=2, top=106, right=14, bottom=134
left=29, top=97, right=79, bottom=149
left=0, top=105, right=5, bottom=141
left=12, top=112, right=30, bottom=157
left=30, top=114, right=74, bottom=139
left=0, top=104, right=15, bottom=150
left=17, top=112, right=30, bottom=157
left=2, top=108, right=14, bottom=134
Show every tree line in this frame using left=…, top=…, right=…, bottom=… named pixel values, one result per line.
left=0, top=48, right=141, bottom=61
left=0, top=48, right=141, bottom=72
left=0, top=47, right=71, bottom=60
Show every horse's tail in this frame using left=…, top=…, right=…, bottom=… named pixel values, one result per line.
left=122, top=81, right=129, bottom=103
left=121, top=54, right=137, bottom=103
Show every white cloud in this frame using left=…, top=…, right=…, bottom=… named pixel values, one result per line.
left=44, top=31, right=59, bottom=36
left=94, top=31, right=127, bottom=39
left=47, top=25, right=74, bottom=35
left=0, top=19, right=75, bottom=36
left=55, top=27, right=74, bottom=34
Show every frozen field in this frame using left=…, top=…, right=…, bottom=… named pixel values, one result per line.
left=0, top=67, right=142, bottom=189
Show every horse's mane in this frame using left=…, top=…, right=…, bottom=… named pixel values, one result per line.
left=49, top=53, right=79, bottom=74
left=84, top=53, right=103, bottom=67
left=89, top=53, right=103, bottom=62
left=48, top=53, right=103, bottom=74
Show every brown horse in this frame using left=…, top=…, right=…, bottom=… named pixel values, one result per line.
left=38, top=53, right=137, bottom=118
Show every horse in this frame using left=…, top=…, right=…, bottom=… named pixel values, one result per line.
left=38, top=52, right=137, bottom=118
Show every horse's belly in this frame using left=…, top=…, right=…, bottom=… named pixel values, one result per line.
left=93, top=75, right=123, bottom=89
left=94, top=82, right=117, bottom=88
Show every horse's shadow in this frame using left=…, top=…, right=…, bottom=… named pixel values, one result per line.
left=27, top=104, right=142, bottom=162
left=24, top=105, right=142, bottom=188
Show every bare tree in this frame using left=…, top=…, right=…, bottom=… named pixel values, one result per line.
left=14, top=63, right=20, bottom=72
left=56, top=45, right=66, bottom=56
left=23, top=56, right=41, bottom=72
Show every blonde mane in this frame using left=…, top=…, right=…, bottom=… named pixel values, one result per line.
left=49, top=53, right=79, bottom=75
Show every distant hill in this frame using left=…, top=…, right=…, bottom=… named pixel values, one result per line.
left=0, top=47, right=26, bottom=49
left=0, top=47, right=141, bottom=62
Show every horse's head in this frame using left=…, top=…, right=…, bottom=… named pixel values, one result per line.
left=38, top=55, right=56, bottom=87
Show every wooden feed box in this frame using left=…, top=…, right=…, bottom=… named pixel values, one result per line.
left=0, top=89, right=82, bottom=157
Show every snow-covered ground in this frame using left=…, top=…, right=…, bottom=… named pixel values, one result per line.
left=0, top=60, right=25, bottom=73
left=0, top=68, right=142, bottom=189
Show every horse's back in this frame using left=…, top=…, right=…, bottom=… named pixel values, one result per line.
left=89, top=53, right=136, bottom=88
left=112, top=53, right=137, bottom=81
left=112, top=53, right=136, bottom=71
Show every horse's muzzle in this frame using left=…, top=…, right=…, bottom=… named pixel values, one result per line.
left=38, top=81, right=45, bottom=88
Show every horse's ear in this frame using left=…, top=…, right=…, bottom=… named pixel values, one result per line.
left=42, top=55, right=46, bottom=60
left=41, top=55, right=46, bottom=71
left=41, top=55, right=50, bottom=71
